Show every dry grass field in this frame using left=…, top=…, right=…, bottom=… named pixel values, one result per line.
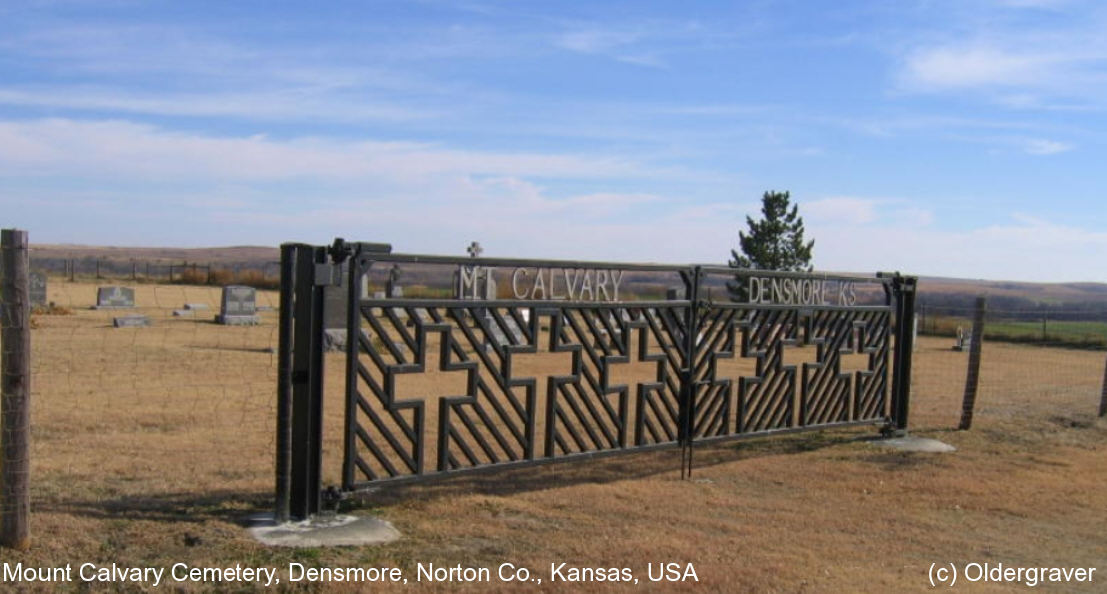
left=2, top=278, right=1105, bottom=592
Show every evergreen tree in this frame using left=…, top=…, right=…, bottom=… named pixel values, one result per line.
left=727, top=191, right=815, bottom=299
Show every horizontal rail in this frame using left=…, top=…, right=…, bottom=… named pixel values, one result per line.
left=359, top=299, right=692, bottom=308
left=691, top=419, right=885, bottom=447
left=346, top=440, right=683, bottom=491
left=700, top=302, right=894, bottom=313
left=698, top=265, right=892, bottom=285
left=361, top=298, right=893, bottom=313
left=358, top=252, right=692, bottom=273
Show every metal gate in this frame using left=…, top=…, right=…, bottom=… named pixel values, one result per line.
left=275, top=240, right=916, bottom=520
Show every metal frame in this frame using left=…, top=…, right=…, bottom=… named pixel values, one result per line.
left=276, top=240, right=917, bottom=519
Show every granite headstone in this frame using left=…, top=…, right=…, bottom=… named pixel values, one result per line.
left=216, top=285, right=260, bottom=325
left=29, top=271, right=47, bottom=307
left=96, top=286, right=135, bottom=309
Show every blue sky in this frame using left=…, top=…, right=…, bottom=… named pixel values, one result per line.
left=2, top=0, right=1106, bottom=281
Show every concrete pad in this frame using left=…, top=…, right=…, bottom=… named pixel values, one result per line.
left=874, top=436, right=956, bottom=453
left=248, top=514, right=400, bottom=548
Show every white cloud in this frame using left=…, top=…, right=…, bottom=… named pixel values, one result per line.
left=804, top=197, right=935, bottom=227
left=0, top=118, right=649, bottom=181
left=996, top=0, right=1071, bottom=8
left=894, top=9, right=1107, bottom=109
left=557, top=29, right=641, bottom=54
left=902, top=45, right=1053, bottom=90
left=0, top=87, right=436, bottom=123
left=554, top=23, right=682, bottom=68
left=1022, top=138, right=1072, bottom=154
left=805, top=197, right=880, bottom=224
left=0, top=117, right=745, bottom=263
left=809, top=210, right=1107, bottom=282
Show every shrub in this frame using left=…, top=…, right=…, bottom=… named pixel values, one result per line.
left=235, top=269, right=280, bottom=290
left=177, top=267, right=208, bottom=285
left=207, top=268, right=235, bottom=286
left=32, top=303, right=73, bottom=316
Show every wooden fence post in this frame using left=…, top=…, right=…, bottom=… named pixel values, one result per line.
left=1098, top=356, right=1107, bottom=418
left=1, top=229, right=31, bottom=550
left=959, top=296, right=987, bottom=430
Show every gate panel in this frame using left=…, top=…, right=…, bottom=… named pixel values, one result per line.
left=339, top=252, right=693, bottom=490
left=689, top=268, right=895, bottom=444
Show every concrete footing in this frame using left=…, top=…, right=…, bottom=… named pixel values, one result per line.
left=874, top=435, right=956, bottom=453
left=248, top=514, right=400, bottom=547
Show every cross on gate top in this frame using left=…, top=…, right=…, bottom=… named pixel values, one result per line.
left=467, top=241, right=483, bottom=258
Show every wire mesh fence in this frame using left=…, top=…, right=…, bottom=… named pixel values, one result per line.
left=25, top=278, right=282, bottom=508
left=4, top=266, right=1107, bottom=541
left=30, top=255, right=280, bottom=288
left=913, top=302, right=1107, bottom=431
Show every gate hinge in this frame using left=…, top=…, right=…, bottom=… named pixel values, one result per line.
left=314, top=263, right=343, bottom=287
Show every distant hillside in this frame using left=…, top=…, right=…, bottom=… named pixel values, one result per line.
left=916, top=276, right=1107, bottom=313
left=26, top=243, right=1107, bottom=311
left=32, top=243, right=279, bottom=263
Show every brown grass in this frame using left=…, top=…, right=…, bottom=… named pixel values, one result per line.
left=3, top=280, right=1105, bottom=592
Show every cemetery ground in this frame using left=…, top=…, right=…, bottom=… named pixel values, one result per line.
left=4, top=278, right=1106, bottom=592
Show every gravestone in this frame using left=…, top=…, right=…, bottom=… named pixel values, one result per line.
left=216, top=285, right=260, bottom=325
left=29, top=271, right=47, bottom=307
left=113, top=315, right=150, bottom=328
left=482, top=311, right=526, bottom=350
left=322, top=265, right=373, bottom=349
left=323, top=286, right=348, bottom=330
left=953, top=327, right=974, bottom=352
left=95, top=286, right=135, bottom=309
left=592, top=312, right=625, bottom=349
left=326, top=283, right=397, bottom=327
left=913, top=313, right=919, bottom=351
left=666, top=287, right=685, bottom=301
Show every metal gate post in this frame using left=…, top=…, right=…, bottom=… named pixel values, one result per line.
left=678, top=266, right=702, bottom=478
left=275, top=244, right=296, bottom=522
left=287, top=244, right=328, bottom=520
left=889, top=275, right=918, bottom=435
